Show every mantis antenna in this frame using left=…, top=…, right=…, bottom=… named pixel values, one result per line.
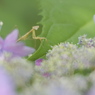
left=17, top=26, right=47, bottom=42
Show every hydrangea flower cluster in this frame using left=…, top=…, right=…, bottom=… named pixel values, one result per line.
left=19, top=75, right=85, bottom=95
left=1, top=56, right=34, bottom=88
left=18, top=73, right=95, bottom=95
left=35, top=42, right=95, bottom=77
left=0, top=55, right=34, bottom=95
left=78, top=34, right=95, bottom=47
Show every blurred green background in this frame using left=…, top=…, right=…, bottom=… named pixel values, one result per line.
left=0, top=0, right=42, bottom=49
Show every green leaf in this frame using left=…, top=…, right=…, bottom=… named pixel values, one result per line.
left=28, top=0, right=95, bottom=61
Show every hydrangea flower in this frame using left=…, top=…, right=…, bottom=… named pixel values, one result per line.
left=1, top=56, right=34, bottom=88
left=0, top=66, right=16, bottom=95
left=35, top=42, right=95, bottom=77
left=0, top=29, right=35, bottom=57
left=78, top=35, right=95, bottom=47
left=19, top=75, right=88, bottom=95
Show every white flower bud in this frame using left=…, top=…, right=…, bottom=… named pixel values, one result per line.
left=0, top=21, right=3, bottom=30
left=93, top=15, right=95, bottom=23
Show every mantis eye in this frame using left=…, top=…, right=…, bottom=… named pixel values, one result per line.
left=32, top=26, right=39, bottom=30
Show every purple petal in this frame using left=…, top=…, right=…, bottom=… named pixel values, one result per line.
left=35, top=59, right=43, bottom=66
left=3, top=42, right=35, bottom=56
left=0, top=66, right=16, bottom=95
left=3, top=42, right=25, bottom=51
left=1, top=29, right=35, bottom=57
left=4, top=29, right=19, bottom=46
left=0, top=37, right=4, bottom=49
left=87, top=86, right=95, bottom=95
left=0, top=37, right=4, bottom=44
left=14, top=46, right=35, bottom=57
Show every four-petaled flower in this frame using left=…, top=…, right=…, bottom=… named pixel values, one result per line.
left=0, top=29, right=35, bottom=57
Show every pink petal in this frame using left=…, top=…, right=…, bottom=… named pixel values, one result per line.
left=4, top=29, right=19, bottom=46
left=43, top=72, right=51, bottom=77
left=35, top=59, right=43, bottom=66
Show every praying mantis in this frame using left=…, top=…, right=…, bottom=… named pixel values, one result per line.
left=17, top=26, right=47, bottom=42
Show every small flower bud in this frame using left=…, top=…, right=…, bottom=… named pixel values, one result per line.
left=0, top=21, right=3, bottom=30
left=93, top=15, right=95, bottom=23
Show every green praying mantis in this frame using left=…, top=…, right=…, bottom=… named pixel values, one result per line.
left=17, top=26, right=47, bottom=42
